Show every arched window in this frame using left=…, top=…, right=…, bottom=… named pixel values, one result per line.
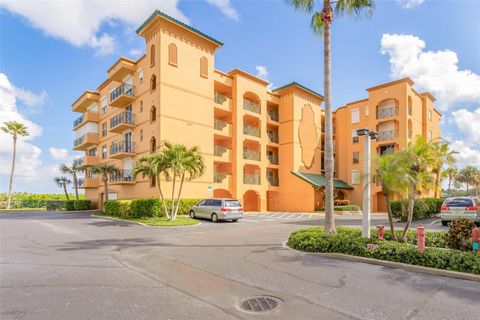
left=150, top=44, right=155, bottom=67
left=408, top=96, right=413, bottom=116
left=200, top=57, right=208, bottom=78
left=150, top=74, right=156, bottom=91
left=168, top=43, right=177, bottom=66
left=150, top=106, right=156, bottom=122
left=150, top=137, right=157, bottom=153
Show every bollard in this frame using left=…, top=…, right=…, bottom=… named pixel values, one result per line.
left=416, top=224, right=425, bottom=253
left=472, top=227, right=480, bottom=253
left=377, top=225, right=385, bottom=240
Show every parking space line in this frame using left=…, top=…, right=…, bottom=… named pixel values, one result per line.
left=242, top=219, right=259, bottom=223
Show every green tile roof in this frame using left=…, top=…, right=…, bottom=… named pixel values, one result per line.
left=136, top=10, right=223, bottom=46
left=272, top=82, right=324, bottom=99
left=291, top=171, right=354, bottom=190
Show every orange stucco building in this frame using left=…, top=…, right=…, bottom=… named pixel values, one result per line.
left=71, top=10, right=441, bottom=212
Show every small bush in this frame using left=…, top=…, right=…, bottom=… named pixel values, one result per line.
left=104, top=200, right=132, bottom=218
left=391, top=198, right=443, bottom=221
left=45, top=200, right=66, bottom=211
left=73, top=200, right=91, bottom=211
left=334, top=200, right=350, bottom=206
left=0, top=193, right=83, bottom=209
left=64, top=200, right=75, bottom=211
left=444, top=218, right=475, bottom=251
left=130, top=199, right=158, bottom=218
left=103, top=198, right=202, bottom=218
left=316, top=205, right=361, bottom=212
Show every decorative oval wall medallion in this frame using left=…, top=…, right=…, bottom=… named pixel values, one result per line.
left=298, top=104, right=319, bottom=169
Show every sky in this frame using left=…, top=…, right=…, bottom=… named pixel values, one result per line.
left=0, top=0, right=479, bottom=193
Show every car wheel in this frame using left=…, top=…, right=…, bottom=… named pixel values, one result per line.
left=232, top=219, right=238, bottom=222
left=189, top=210, right=195, bottom=219
left=211, top=213, right=218, bottom=223
left=441, top=220, right=448, bottom=226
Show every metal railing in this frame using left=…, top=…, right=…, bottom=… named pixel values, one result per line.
left=110, top=140, right=135, bottom=155
left=73, top=114, right=84, bottom=128
left=267, top=176, right=279, bottom=187
left=214, top=145, right=227, bottom=157
left=214, top=119, right=227, bottom=131
left=243, top=149, right=260, bottom=161
left=267, top=109, right=279, bottom=122
left=267, top=131, right=279, bottom=143
left=87, top=147, right=97, bottom=156
left=214, top=172, right=227, bottom=183
left=377, top=130, right=398, bottom=141
left=110, top=111, right=134, bottom=129
left=243, top=99, right=261, bottom=114
left=110, top=83, right=134, bottom=102
left=243, top=174, right=260, bottom=185
left=73, top=158, right=83, bottom=166
left=376, top=107, right=398, bottom=119
left=243, top=125, right=260, bottom=137
left=214, top=92, right=228, bottom=105
left=74, top=133, right=98, bottom=147
left=267, top=154, right=279, bottom=165
left=110, top=169, right=134, bottom=183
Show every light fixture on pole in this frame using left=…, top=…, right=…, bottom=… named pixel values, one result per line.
left=356, top=128, right=378, bottom=238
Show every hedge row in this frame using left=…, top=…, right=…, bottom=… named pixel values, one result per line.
left=45, top=200, right=91, bottom=211
left=288, top=227, right=480, bottom=274
left=390, top=198, right=443, bottom=222
left=316, top=205, right=361, bottom=212
left=0, top=193, right=84, bottom=209
left=104, top=198, right=202, bottom=218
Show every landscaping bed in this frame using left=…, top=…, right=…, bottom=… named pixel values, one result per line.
left=96, top=214, right=199, bottom=226
left=288, top=227, right=480, bottom=275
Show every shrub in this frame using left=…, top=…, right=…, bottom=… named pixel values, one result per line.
left=73, top=200, right=91, bottom=211
left=130, top=199, right=158, bottom=218
left=103, top=198, right=202, bottom=218
left=371, top=229, right=446, bottom=248
left=334, top=199, right=350, bottom=206
left=444, top=218, right=475, bottom=251
left=64, top=200, right=75, bottom=211
left=315, top=205, right=361, bottom=212
left=45, top=200, right=66, bottom=211
left=104, top=200, right=132, bottom=218
left=391, top=198, right=443, bottom=221
left=0, top=193, right=83, bottom=209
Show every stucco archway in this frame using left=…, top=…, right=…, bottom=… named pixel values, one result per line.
left=243, top=190, right=260, bottom=212
left=213, top=189, right=232, bottom=198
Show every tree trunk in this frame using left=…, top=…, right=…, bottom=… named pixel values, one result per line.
left=434, top=171, right=440, bottom=198
left=384, top=193, right=397, bottom=241
left=6, top=135, right=17, bottom=209
left=466, top=183, right=469, bottom=195
left=400, top=194, right=415, bottom=242
left=156, top=175, right=170, bottom=219
left=447, top=177, right=452, bottom=197
left=63, top=183, right=69, bottom=200
left=73, top=172, right=79, bottom=200
left=323, top=8, right=335, bottom=234
left=173, top=174, right=185, bottom=220
left=103, top=176, right=109, bottom=202
left=170, top=174, right=176, bottom=221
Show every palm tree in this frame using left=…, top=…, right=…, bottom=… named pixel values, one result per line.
left=1, top=121, right=29, bottom=209
left=444, top=167, right=458, bottom=197
left=458, top=166, right=477, bottom=196
left=54, top=176, right=71, bottom=200
left=372, top=152, right=408, bottom=241
left=471, top=167, right=480, bottom=197
left=90, top=164, right=120, bottom=202
left=162, top=142, right=206, bottom=221
left=431, top=141, right=456, bottom=198
left=60, top=162, right=83, bottom=200
left=132, top=154, right=170, bottom=219
left=286, top=0, right=375, bottom=233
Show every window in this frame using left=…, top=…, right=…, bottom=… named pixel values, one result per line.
left=351, top=171, right=360, bottom=185
left=408, top=96, right=413, bottom=116
left=428, top=130, right=433, bottom=141
left=140, top=101, right=143, bottom=113
left=351, top=108, right=360, bottom=124
left=200, top=57, right=208, bottom=78
left=365, top=106, right=369, bottom=117
left=168, top=43, right=177, bottom=66
left=352, top=152, right=360, bottom=164
left=428, top=109, right=432, bottom=121
left=138, top=68, right=144, bottom=83
left=352, top=130, right=359, bottom=143
left=150, top=44, right=155, bottom=67
left=102, top=123, right=107, bottom=136
left=102, top=146, right=107, bottom=159
left=150, top=137, right=156, bottom=153
left=140, top=129, right=143, bottom=141
left=101, top=96, right=107, bottom=114
left=87, top=147, right=97, bottom=156
left=150, top=176, right=156, bottom=187
left=380, top=144, right=395, bottom=155
left=150, top=74, right=156, bottom=91
left=150, top=106, right=156, bottom=122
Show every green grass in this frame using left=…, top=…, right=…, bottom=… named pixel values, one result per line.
left=97, top=214, right=200, bottom=226
left=0, top=208, right=46, bottom=212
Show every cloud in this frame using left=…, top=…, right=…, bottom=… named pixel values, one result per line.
left=448, top=140, right=480, bottom=168
left=255, top=65, right=273, bottom=89
left=451, top=107, right=480, bottom=142
left=128, top=48, right=144, bottom=59
left=206, top=0, right=239, bottom=21
left=13, top=86, right=48, bottom=113
left=0, top=1, right=189, bottom=55
left=396, top=0, right=425, bottom=9
left=380, top=34, right=480, bottom=110
left=49, top=147, right=71, bottom=161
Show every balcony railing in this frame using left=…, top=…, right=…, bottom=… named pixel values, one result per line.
left=214, top=92, right=227, bottom=104
left=110, top=83, right=134, bottom=102
left=73, top=115, right=84, bottom=128
left=214, top=119, right=226, bottom=130
left=214, top=145, right=226, bottom=156
left=267, top=109, right=279, bottom=122
left=243, top=174, right=260, bottom=185
left=73, top=158, right=83, bottom=167
left=110, top=169, right=134, bottom=183
left=243, top=125, right=260, bottom=138
left=110, top=140, right=135, bottom=155
left=376, top=107, right=398, bottom=119
left=243, top=99, right=261, bottom=114
left=267, top=131, right=279, bottom=143
left=74, top=133, right=98, bottom=147
left=377, top=130, right=398, bottom=141
left=87, top=148, right=97, bottom=157
left=243, top=149, right=260, bottom=161
left=110, top=111, right=134, bottom=128
left=267, top=154, right=279, bottom=165
left=267, top=176, right=279, bottom=187
left=214, top=172, right=227, bottom=183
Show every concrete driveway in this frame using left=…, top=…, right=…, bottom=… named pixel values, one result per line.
left=0, top=211, right=475, bottom=320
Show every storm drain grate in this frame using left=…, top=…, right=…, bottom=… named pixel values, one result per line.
left=239, top=296, right=282, bottom=313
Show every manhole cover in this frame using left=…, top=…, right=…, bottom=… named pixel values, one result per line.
left=239, top=296, right=282, bottom=314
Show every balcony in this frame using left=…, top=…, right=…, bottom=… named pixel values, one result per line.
left=83, top=155, right=99, bottom=166
left=243, top=174, right=260, bottom=185
left=110, top=140, right=135, bottom=159
left=72, top=91, right=100, bottom=113
left=243, top=149, right=260, bottom=161
left=109, top=111, right=135, bottom=133
left=110, top=83, right=135, bottom=108
left=78, top=177, right=98, bottom=188
left=243, top=125, right=260, bottom=138
left=110, top=170, right=134, bottom=185
left=73, top=111, right=99, bottom=130
left=243, top=99, right=261, bottom=114
left=267, top=154, right=279, bottom=165
left=214, top=119, right=231, bottom=136
left=214, top=146, right=231, bottom=162
left=267, top=176, right=279, bottom=187
left=377, top=130, right=398, bottom=141
left=267, top=109, right=279, bottom=122
left=376, top=107, right=398, bottom=120
left=108, top=57, right=136, bottom=82
left=73, top=133, right=99, bottom=151
left=267, top=131, right=279, bottom=144
left=214, top=92, right=232, bottom=112
left=214, top=172, right=230, bottom=189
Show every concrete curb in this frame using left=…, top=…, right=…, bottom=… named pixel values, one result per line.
left=282, top=241, right=480, bottom=283
left=91, top=214, right=202, bottom=227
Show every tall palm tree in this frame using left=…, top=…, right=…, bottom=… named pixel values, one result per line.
left=471, top=167, right=480, bottom=197
left=1, top=121, right=29, bottom=209
left=444, top=167, right=458, bottom=197
left=132, top=154, right=170, bottom=219
left=458, top=166, right=477, bottom=196
left=60, top=162, right=83, bottom=200
left=90, top=164, right=120, bottom=202
left=54, top=176, right=71, bottom=200
left=431, top=141, right=457, bottom=198
left=162, top=142, right=206, bottom=221
left=286, top=0, right=375, bottom=233
left=372, top=152, right=408, bottom=241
